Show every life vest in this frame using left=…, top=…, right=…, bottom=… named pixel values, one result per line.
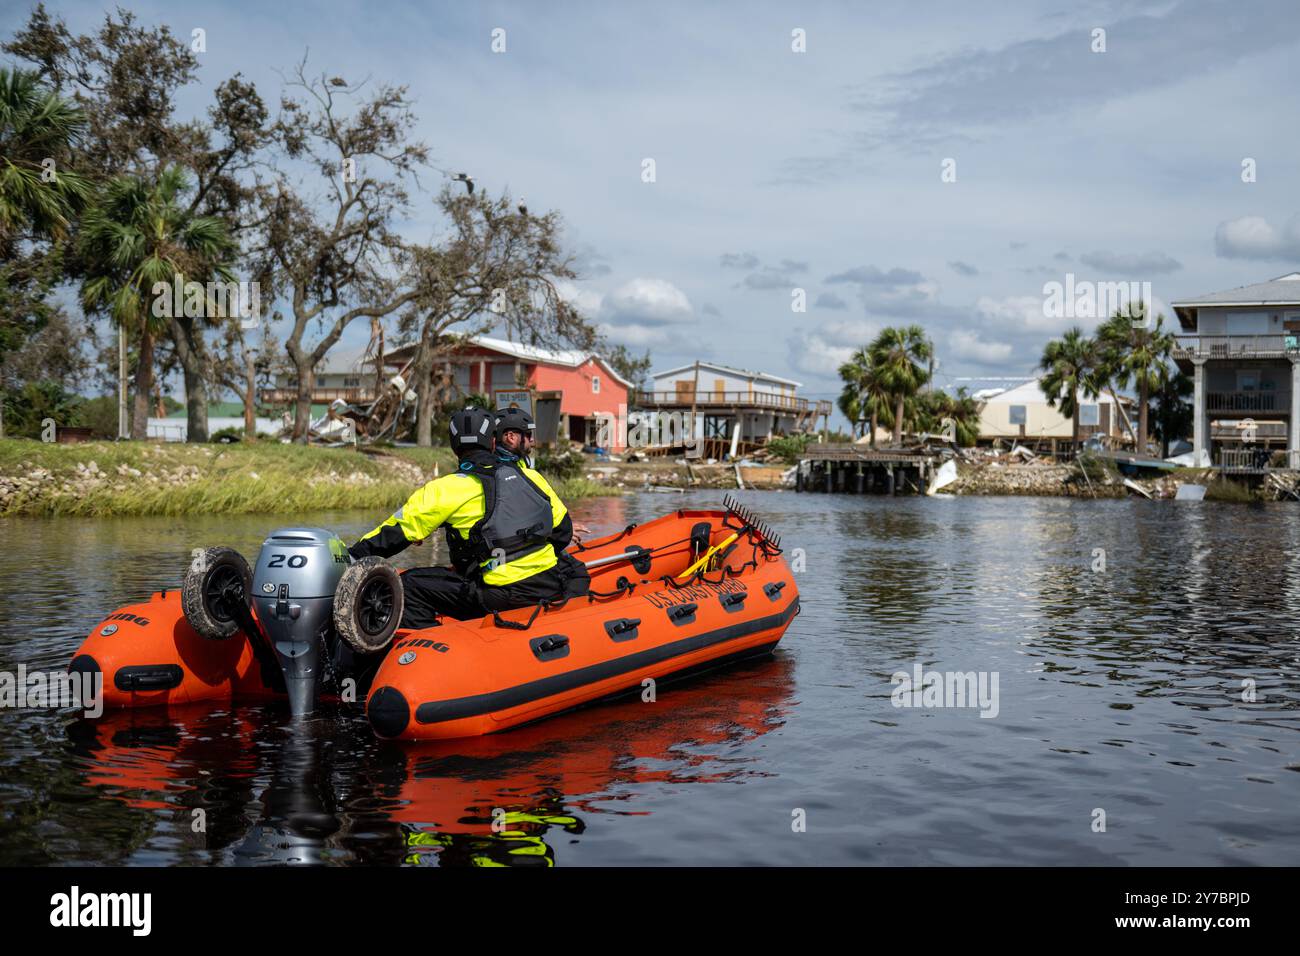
left=445, top=458, right=554, bottom=578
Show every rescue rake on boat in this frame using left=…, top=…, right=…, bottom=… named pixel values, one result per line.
left=722, top=494, right=781, bottom=549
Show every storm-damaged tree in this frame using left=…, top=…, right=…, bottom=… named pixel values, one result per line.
left=209, top=320, right=280, bottom=439
left=1096, top=302, right=1174, bottom=454
left=6, top=5, right=274, bottom=441
left=77, top=166, right=237, bottom=439
left=605, top=344, right=652, bottom=394
left=914, top=387, right=982, bottom=447
left=260, top=63, right=439, bottom=442
left=1040, top=326, right=1104, bottom=454
left=164, top=75, right=272, bottom=442
left=398, top=187, right=596, bottom=447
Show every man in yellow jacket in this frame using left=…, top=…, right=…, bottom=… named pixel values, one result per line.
left=348, top=406, right=589, bottom=626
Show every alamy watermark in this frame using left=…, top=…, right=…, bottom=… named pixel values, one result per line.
left=595, top=403, right=703, bottom=458
left=1042, top=273, right=1152, bottom=327
left=0, top=664, right=103, bottom=718
left=50, top=886, right=150, bottom=936
left=891, top=663, right=1000, bottom=718
left=151, top=274, right=261, bottom=329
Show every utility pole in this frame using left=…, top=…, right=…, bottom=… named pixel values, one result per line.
left=689, top=360, right=700, bottom=448
left=245, top=346, right=258, bottom=437
left=118, top=324, right=128, bottom=439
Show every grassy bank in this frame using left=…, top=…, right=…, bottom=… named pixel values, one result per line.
left=0, top=439, right=618, bottom=518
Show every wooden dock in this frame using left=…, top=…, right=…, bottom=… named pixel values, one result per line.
left=796, top=444, right=938, bottom=495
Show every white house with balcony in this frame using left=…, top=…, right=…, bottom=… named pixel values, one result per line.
left=1172, top=272, right=1300, bottom=471
left=637, top=361, right=831, bottom=448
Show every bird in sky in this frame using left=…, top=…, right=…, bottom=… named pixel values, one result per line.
left=453, top=172, right=475, bottom=195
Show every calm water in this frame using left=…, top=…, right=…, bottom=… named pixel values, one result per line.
left=1, top=492, right=1297, bottom=866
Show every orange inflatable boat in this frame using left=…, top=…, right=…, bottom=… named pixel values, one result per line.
left=69, top=496, right=799, bottom=741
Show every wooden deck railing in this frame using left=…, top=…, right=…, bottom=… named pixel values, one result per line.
left=637, top=390, right=817, bottom=413
left=1217, top=448, right=1300, bottom=472
left=1173, top=335, right=1292, bottom=359
left=260, top=387, right=374, bottom=404
left=1206, top=391, right=1284, bottom=412
left=1210, top=421, right=1287, bottom=441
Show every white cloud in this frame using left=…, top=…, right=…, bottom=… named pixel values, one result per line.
left=975, top=294, right=1066, bottom=333
left=784, top=316, right=882, bottom=379
left=1215, top=215, right=1300, bottom=261
left=554, top=280, right=604, bottom=318
left=945, top=329, right=1013, bottom=364
left=600, top=278, right=693, bottom=325
left=817, top=318, right=880, bottom=346
left=789, top=333, right=856, bottom=377
left=596, top=322, right=677, bottom=348
left=588, top=277, right=696, bottom=348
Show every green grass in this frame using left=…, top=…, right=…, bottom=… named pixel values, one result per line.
left=0, top=439, right=618, bottom=517
left=550, top=477, right=623, bottom=499
left=0, top=439, right=449, bottom=518
left=1204, top=476, right=1257, bottom=503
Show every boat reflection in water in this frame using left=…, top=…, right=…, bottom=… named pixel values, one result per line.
left=64, top=651, right=795, bottom=866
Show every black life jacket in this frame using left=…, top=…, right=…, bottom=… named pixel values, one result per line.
left=444, top=453, right=554, bottom=578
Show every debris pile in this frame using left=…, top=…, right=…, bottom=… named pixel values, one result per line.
left=1263, top=471, right=1300, bottom=501
left=947, top=460, right=1102, bottom=497
left=307, top=365, right=419, bottom=445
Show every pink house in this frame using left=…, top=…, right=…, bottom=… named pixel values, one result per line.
left=386, top=335, right=633, bottom=450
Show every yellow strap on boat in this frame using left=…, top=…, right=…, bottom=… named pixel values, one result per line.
left=677, top=531, right=739, bottom=580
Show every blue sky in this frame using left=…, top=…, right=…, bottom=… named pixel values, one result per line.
left=7, top=0, right=1300, bottom=419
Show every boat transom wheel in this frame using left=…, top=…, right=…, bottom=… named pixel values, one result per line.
left=334, top=557, right=405, bottom=654
left=358, top=577, right=395, bottom=635
left=206, top=566, right=247, bottom=623
left=181, top=546, right=254, bottom=641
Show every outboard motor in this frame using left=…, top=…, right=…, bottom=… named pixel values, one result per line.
left=250, top=528, right=352, bottom=718
left=181, top=529, right=404, bottom=720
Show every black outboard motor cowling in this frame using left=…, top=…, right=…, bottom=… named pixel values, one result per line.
left=251, top=528, right=352, bottom=717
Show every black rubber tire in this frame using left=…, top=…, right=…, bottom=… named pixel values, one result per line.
left=334, top=557, right=404, bottom=654
left=181, top=546, right=252, bottom=640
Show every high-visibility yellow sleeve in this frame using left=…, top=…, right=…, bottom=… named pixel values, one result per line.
left=351, top=474, right=480, bottom=558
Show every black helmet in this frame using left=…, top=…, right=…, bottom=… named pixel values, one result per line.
left=493, top=406, right=535, bottom=443
left=449, top=406, right=494, bottom=453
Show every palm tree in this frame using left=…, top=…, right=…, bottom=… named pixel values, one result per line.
left=78, top=166, right=236, bottom=440
left=836, top=383, right=864, bottom=439
left=868, top=325, right=932, bottom=444
left=0, top=67, right=92, bottom=247
left=1096, top=302, right=1174, bottom=452
left=837, top=346, right=892, bottom=446
left=1040, top=327, right=1103, bottom=453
